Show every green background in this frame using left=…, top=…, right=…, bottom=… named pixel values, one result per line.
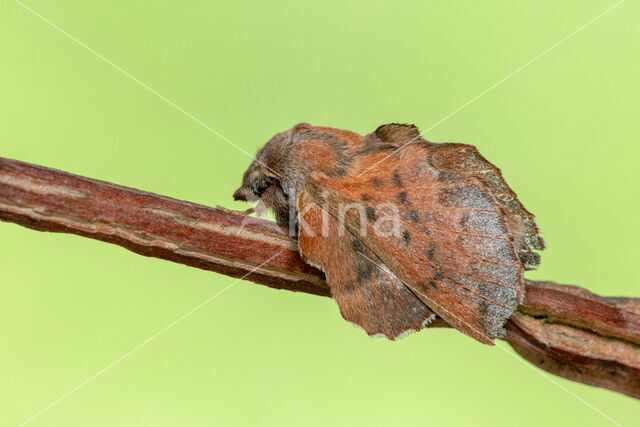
left=1, top=1, right=638, bottom=425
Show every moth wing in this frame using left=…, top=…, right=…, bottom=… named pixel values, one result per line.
left=366, top=123, right=544, bottom=267
left=358, top=123, right=421, bottom=154
left=305, top=141, right=534, bottom=344
left=296, top=190, right=436, bottom=340
left=427, top=141, right=545, bottom=269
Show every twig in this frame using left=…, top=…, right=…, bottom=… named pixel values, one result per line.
left=1, top=157, right=639, bottom=399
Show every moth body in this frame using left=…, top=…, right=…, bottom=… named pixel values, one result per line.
left=234, top=123, right=544, bottom=344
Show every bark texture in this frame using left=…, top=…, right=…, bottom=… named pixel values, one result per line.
left=1, top=157, right=638, bottom=399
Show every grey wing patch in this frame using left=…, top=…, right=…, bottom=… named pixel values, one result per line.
left=428, top=143, right=545, bottom=270
left=414, top=183, right=524, bottom=337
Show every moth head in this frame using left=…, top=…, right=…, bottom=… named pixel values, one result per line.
left=233, top=123, right=314, bottom=229
left=233, top=122, right=313, bottom=202
left=232, top=161, right=276, bottom=202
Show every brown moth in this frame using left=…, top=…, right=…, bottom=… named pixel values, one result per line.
left=233, top=123, right=544, bottom=344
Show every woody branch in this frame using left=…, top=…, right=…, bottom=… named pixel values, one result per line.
left=1, top=157, right=639, bottom=399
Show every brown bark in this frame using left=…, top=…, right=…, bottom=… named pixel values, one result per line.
left=1, top=157, right=639, bottom=399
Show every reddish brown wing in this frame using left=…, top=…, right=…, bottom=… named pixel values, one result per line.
left=297, top=191, right=436, bottom=340
left=304, top=129, right=540, bottom=344
left=370, top=123, right=545, bottom=269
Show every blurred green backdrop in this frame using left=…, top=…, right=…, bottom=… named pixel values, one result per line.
left=1, top=1, right=638, bottom=426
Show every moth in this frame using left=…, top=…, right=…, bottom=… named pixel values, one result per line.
left=233, top=123, right=544, bottom=344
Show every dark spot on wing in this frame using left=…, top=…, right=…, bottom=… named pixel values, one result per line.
left=459, top=212, right=470, bottom=227
left=354, top=257, right=373, bottom=284
left=366, top=206, right=377, bottom=221
left=434, top=271, right=444, bottom=281
left=350, top=234, right=365, bottom=253
left=372, top=178, right=382, bottom=187
left=426, top=242, right=436, bottom=260
left=344, top=282, right=355, bottom=293
left=429, top=280, right=438, bottom=290
left=416, top=282, right=430, bottom=293
left=398, top=191, right=411, bottom=205
left=402, top=230, right=411, bottom=245
left=407, top=210, right=419, bottom=222
left=360, top=194, right=371, bottom=201
left=393, top=172, right=403, bottom=186
left=420, top=226, right=431, bottom=236
left=350, top=235, right=376, bottom=284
